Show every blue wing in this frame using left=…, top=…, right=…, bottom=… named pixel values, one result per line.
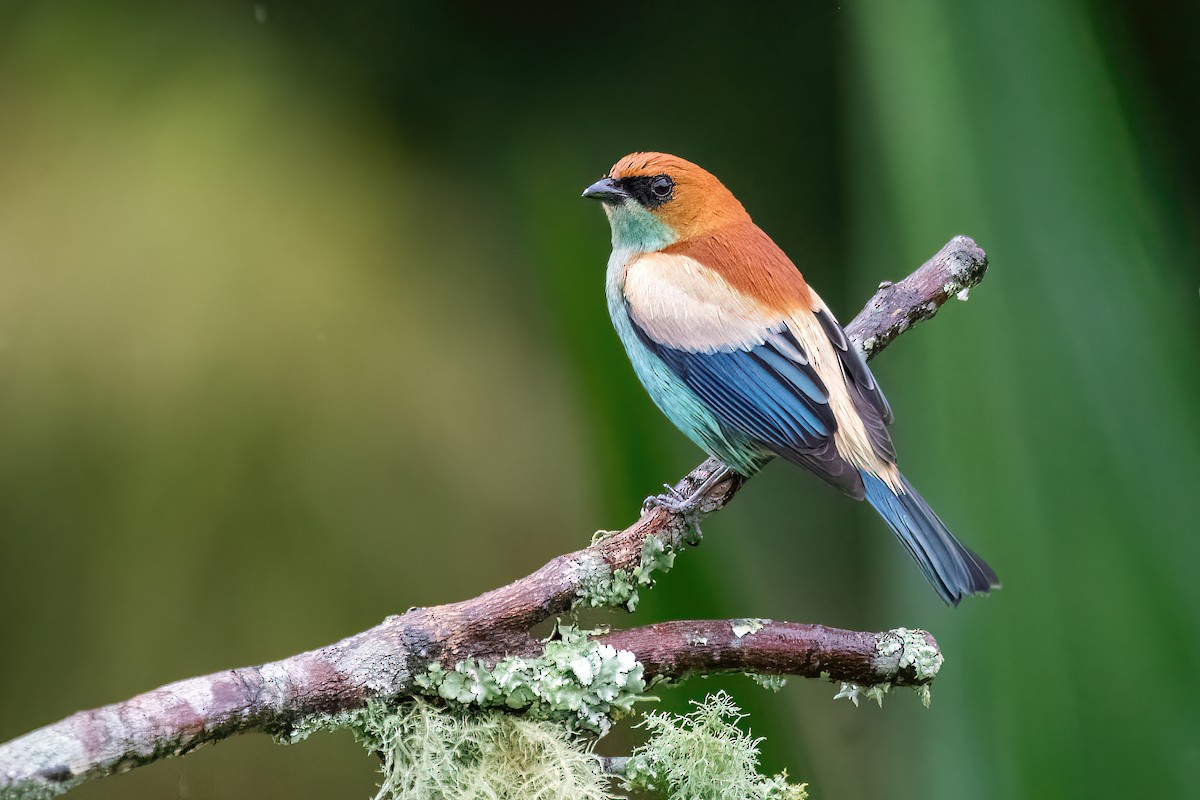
left=633, top=320, right=869, bottom=497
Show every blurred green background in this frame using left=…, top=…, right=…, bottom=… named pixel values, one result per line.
left=1, top=2, right=1197, bottom=798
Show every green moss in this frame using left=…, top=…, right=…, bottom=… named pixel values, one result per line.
left=413, top=624, right=647, bottom=736
left=623, top=691, right=807, bottom=800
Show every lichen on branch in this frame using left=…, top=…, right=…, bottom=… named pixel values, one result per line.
left=832, top=627, right=943, bottom=707
left=576, top=533, right=677, bottom=612
left=623, top=691, right=808, bottom=800
left=0, top=236, right=988, bottom=800
left=284, top=691, right=808, bottom=800
left=412, top=624, right=647, bottom=735
left=287, top=698, right=613, bottom=800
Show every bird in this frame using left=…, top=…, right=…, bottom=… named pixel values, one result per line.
left=582, top=152, right=998, bottom=605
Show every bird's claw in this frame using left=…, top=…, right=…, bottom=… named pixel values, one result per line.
left=641, top=485, right=706, bottom=545
left=640, top=466, right=735, bottom=545
left=642, top=484, right=688, bottom=514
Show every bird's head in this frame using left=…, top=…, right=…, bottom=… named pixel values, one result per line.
left=583, top=152, right=749, bottom=253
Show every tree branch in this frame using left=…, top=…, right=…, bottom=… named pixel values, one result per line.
left=847, top=234, right=988, bottom=358
left=0, top=236, right=987, bottom=799
left=597, top=620, right=939, bottom=687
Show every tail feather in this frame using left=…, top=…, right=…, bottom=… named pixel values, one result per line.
left=861, top=470, right=999, bottom=606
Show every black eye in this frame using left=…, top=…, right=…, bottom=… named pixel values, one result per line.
left=626, top=174, right=674, bottom=208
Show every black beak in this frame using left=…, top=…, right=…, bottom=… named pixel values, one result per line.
left=581, top=177, right=628, bottom=203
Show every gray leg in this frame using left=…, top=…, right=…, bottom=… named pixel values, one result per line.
left=641, top=465, right=734, bottom=543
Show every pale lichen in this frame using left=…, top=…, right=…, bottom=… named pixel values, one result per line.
left=746, top=673, right=788, bottom=692
left=864, top=684, right=890, bottom=707
left=280, top=707, right=362, bottom=745
left=590, top=529, right=619, bottom=544
left=286, top=697, right=613, bottom=800
left=833, top=627, right=942, bottom=708
left=874, top=627, right=943, bottom=682
left=731, top=618, right=766, bottom=638
left=833, top=682, right=864, bottom=707
left=413, top=624, right=646, bottom=736
left=833, top=681, right=892, bottom=708
left=575, top=534, right=676, bottom=612
left=622, top=691, right=807, bottom=800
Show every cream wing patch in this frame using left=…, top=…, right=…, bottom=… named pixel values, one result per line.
left=786, top=303, right=902, bottom=489
left=623, top=252, right=783, bottom=352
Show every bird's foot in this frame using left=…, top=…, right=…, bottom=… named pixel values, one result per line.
left=642, top=488, right=705, bottom=545
left=641, top=483, right=691, bottom=516
left=640, top=466, right=733, bottom=546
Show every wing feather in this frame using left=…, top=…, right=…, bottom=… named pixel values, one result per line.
left=632, top=317, right=867, bottom=495
left=622, top=250, right=885, bottom=497
left=814, top=307, right=896, bottom=462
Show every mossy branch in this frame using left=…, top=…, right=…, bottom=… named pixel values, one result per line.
left=0, top=237, right=988, bottom=800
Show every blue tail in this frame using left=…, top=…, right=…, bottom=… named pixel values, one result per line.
left=861, top=470, right=999, bottom=605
